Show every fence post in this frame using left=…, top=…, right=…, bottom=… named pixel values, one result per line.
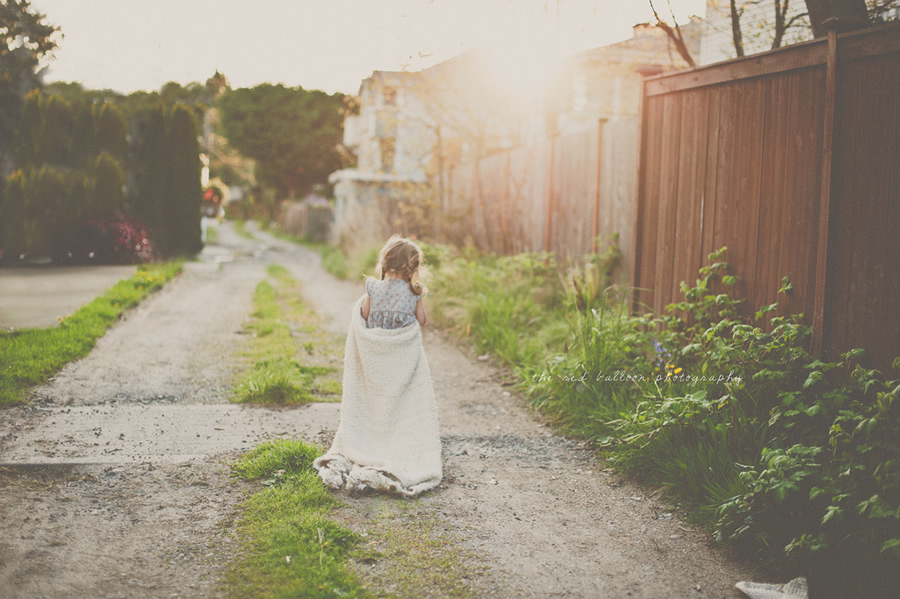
left=592, top=119, right=608, bottom=254
left=502, top=149, right=511, bottom=253
left=811, top=28, right=839, bottom=357
left=631, top=73, right=652, bottom=313
left=544, top=135, right=556, bottom=254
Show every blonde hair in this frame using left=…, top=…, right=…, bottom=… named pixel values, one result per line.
left=376, top=234, right=427, bottom=296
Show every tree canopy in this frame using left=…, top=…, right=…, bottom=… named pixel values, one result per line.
left=216, top=84, right=345, bottom=199
left=0, top=0, right=60, bottom=171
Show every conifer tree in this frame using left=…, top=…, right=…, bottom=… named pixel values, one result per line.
left=64, top=173, right=89, bottom=223
left=2, top=171, right=29, bottom=258
left=70, top=102, right=98, bottom=167
left=0, top=171, right=5, bottom=255
left=32, top=166, right=66, bottom=255
left=96, top=102, right=127, bottom=162
left=164, top=104, right=203, bottom=256
left=88, top=153, right=124, bottom=220
left=134, top=105, right=168, bottom=250
left=15, top=90, right=42, bottom=167
left=40, top=94, right=73, bottom=165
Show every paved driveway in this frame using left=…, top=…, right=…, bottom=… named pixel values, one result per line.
left=0, top=265, right=136, bottom=330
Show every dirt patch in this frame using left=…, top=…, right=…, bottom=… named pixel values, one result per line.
left=0, top=460, right=248, bottom=599
left=0, top=222, right=756, bottom=598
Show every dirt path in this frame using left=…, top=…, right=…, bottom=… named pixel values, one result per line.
left=0, top=221, right=753, bottom=598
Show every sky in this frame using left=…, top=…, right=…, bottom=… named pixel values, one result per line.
left=29, top=0, right=709, bottom=96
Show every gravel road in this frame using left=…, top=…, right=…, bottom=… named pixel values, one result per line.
left=0, top=221, right=754, bottom=598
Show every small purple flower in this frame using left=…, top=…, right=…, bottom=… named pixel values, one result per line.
left=652, top=340, right=671, bottom=369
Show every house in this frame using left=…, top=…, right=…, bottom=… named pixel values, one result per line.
left=548, top=20, right=701, bottom=136
left=329, top=70, right=435, bottom=246
left=329, top=52, right=522, bottom=247
left=329, top=20, right=703, bottom=248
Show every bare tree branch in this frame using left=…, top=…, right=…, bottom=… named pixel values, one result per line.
left=648, top=0, right=697, bottom=67
left=730, top=0, right=746, bottom=57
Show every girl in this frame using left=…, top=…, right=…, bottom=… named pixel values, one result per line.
left=361, top=235, right=428, bottom=329
left=313, top=235, right=442, bottom=497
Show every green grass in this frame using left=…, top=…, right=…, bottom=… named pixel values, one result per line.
left=227, top=439, right=372, bottom=599
left=232, top=219, right=256, bottom=240
left=232, top=263, right=342, bottom=405
left=0, top=262, right=183, bottom=406
left=204, top=223, right=220, bottom=244
left=345, top=499, right=486, bottom=598
left=228, top=439, right=484, bottom=599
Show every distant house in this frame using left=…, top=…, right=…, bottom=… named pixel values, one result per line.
left=548, top=20, right=701, bottom=136
left=329, top=70, right=435, bottom=246
left=329, top=53, right=522, bottom=246
left=329, top=21, right=703, bottom=247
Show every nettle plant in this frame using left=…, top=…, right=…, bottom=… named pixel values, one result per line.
left=716, top=350, right=900, bottom=585
left=623, top=249, right=899, bottom=587
left=646, top=250, right=900, bottom=585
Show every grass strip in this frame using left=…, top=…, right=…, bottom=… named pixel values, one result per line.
left=0, top=262, right=183, bottom=406
left=227, top=439, right=372, bottom=599
left=232, top=220, right=256, bottom=240
left=343, top=499, right=486, bottom=598
left=232, top=263, right=342, bottom=405
left=228, top=436, right=484, bottom=599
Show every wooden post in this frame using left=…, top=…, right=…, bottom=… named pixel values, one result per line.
left=544, top=135, right=556, bottom=254
left=631, top=74, right=652, bottom=313
left=471, top=157, right=481, bottom=248
left=811, top=29, right=839, bottom=357
left=502, top=150, right=511, bottom=253
left=592, top=119, right=608, bottom=253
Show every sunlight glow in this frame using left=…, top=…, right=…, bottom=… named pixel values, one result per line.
left=483, top=38, right=568, bottom=99
left=29, top=0, right=711, bottom=95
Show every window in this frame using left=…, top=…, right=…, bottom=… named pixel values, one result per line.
left=380, top=138, right=396, bottom=172
left=383, top=86, right=397, bottom=107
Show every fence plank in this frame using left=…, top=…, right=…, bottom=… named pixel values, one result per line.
left=654, top=93, right=683, bottom=307
left=671, top=89, right=709, bottom=302
left=645, top=39, right=827, bottom=97
left=827, top=50, right=900, bottom=366
left=634, top=96, right=665, bottom=311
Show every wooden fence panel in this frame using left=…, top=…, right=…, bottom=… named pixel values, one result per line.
left=634, top=24, right=900, bottom=369
left=439, top=119, right=638, bottom=271
left=599, top=119, right=638, bottom=265
left=552, top=127, right=594, bottom=260
left=826, top=45, right=900, bottom=368
left=671, top=88, right=709, bottom=303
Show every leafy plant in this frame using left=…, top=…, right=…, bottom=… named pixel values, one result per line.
left=426, top=243, right=900, bottom=591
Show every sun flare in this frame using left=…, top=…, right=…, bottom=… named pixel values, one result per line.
left=482, top=38, right=569, bottom=100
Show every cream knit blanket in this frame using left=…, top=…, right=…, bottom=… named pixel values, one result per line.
left=313, top=295, right=442, bottom=497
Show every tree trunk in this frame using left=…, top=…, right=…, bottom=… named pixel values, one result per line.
left=730, top=0, right=745, bottom=57
left=773, top=0, right=788, bottom=49
left=804, top=0, right=869, bottom=37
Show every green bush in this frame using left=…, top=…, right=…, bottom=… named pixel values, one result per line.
left=429, top=243, right=900, bottom=592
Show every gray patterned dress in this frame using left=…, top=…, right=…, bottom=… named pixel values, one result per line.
left=365, top=277, right=420, bottom=329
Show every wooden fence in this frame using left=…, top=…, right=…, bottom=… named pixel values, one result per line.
left=439, top=118, right=639, bottom=269
left=632, top=24, right=900, bottom=369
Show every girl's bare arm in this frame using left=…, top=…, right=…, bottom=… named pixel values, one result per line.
left=416, top=297, right=427, bottom=326
left=361, top=295, right=370, bottom=320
